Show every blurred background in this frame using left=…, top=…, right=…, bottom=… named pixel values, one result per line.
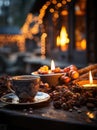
left=0, top=0, right=97, bottom=76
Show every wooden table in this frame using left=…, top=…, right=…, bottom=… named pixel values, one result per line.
left=0, top=101, right=97, bottom=130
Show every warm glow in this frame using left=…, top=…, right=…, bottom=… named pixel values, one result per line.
left=51, top=60, right=55, bottom=70
left=56, top=36, right=60, bottom=46
left=53, top=12, right=59, bottom=18
left=87, top=112, right=94, bottom=119
left=52, top=0, right=57, bottom=5
left=0, top=34, right=25, bottom=52
left=60, top=26, right=69, bottom=46
left=61, top=10, right=68, bottom=16
left=49, top=8, right=54, bottom=13
left=62, top=0, right=67, bottom=5
left=89, top=70, right=93, bottom=84
left=0, top=0, right=72, bottom=52
left=57, top=26, right=70, bottom=51
left=81, top=39, right=86, bottom=50
left=83, top=70, right=97, bottom=88
left=57, top=3, right=62, bottom=8
left=76, top=39, right=86, bottom=50
left=67, top=0, right=72, bottom=2
left=41, top=33, right=47, bottom=59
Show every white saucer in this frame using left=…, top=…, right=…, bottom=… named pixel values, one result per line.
left=0, top=92, right=50, bottom=106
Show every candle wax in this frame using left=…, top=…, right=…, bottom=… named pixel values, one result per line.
left=83, top=83, right=97, bottom=88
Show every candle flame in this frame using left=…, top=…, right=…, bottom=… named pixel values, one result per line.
left=82, top=70, right=97, bottom=88
left=56, top=26, right=70, bottom=51
left=51, top=60, right=55, bottom=70
left=89, top=71, right=93, bottom=84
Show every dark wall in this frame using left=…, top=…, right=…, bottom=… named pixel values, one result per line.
left=30, top=0, right=47, bottom=13
left=86, top=0, right=97, bottom=63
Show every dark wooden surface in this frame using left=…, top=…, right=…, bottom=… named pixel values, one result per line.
left=0, top=101, right=97, bottom=130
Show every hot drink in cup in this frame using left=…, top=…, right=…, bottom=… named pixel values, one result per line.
left=7, top=75, right=40, bottom=102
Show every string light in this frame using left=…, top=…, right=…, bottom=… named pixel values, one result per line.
left=0, top=0, right=72, bottom=53
left=40, top=33, right=47, bottom=59
left=0, top=34, right=25, bottom=52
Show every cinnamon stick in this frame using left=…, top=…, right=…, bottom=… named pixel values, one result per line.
left=78, top=64, right=97, bottom=75
left=72, top=68, right=97, bottom=84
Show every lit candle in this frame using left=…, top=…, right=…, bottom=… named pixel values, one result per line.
left=51, top=60, right=55, bottom=71
left=32, top=59, right=63, bottom=87
left=83, top=70, right=97, bottom=88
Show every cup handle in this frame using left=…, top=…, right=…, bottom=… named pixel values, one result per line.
left=7, top=80, right=15, bottom=93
